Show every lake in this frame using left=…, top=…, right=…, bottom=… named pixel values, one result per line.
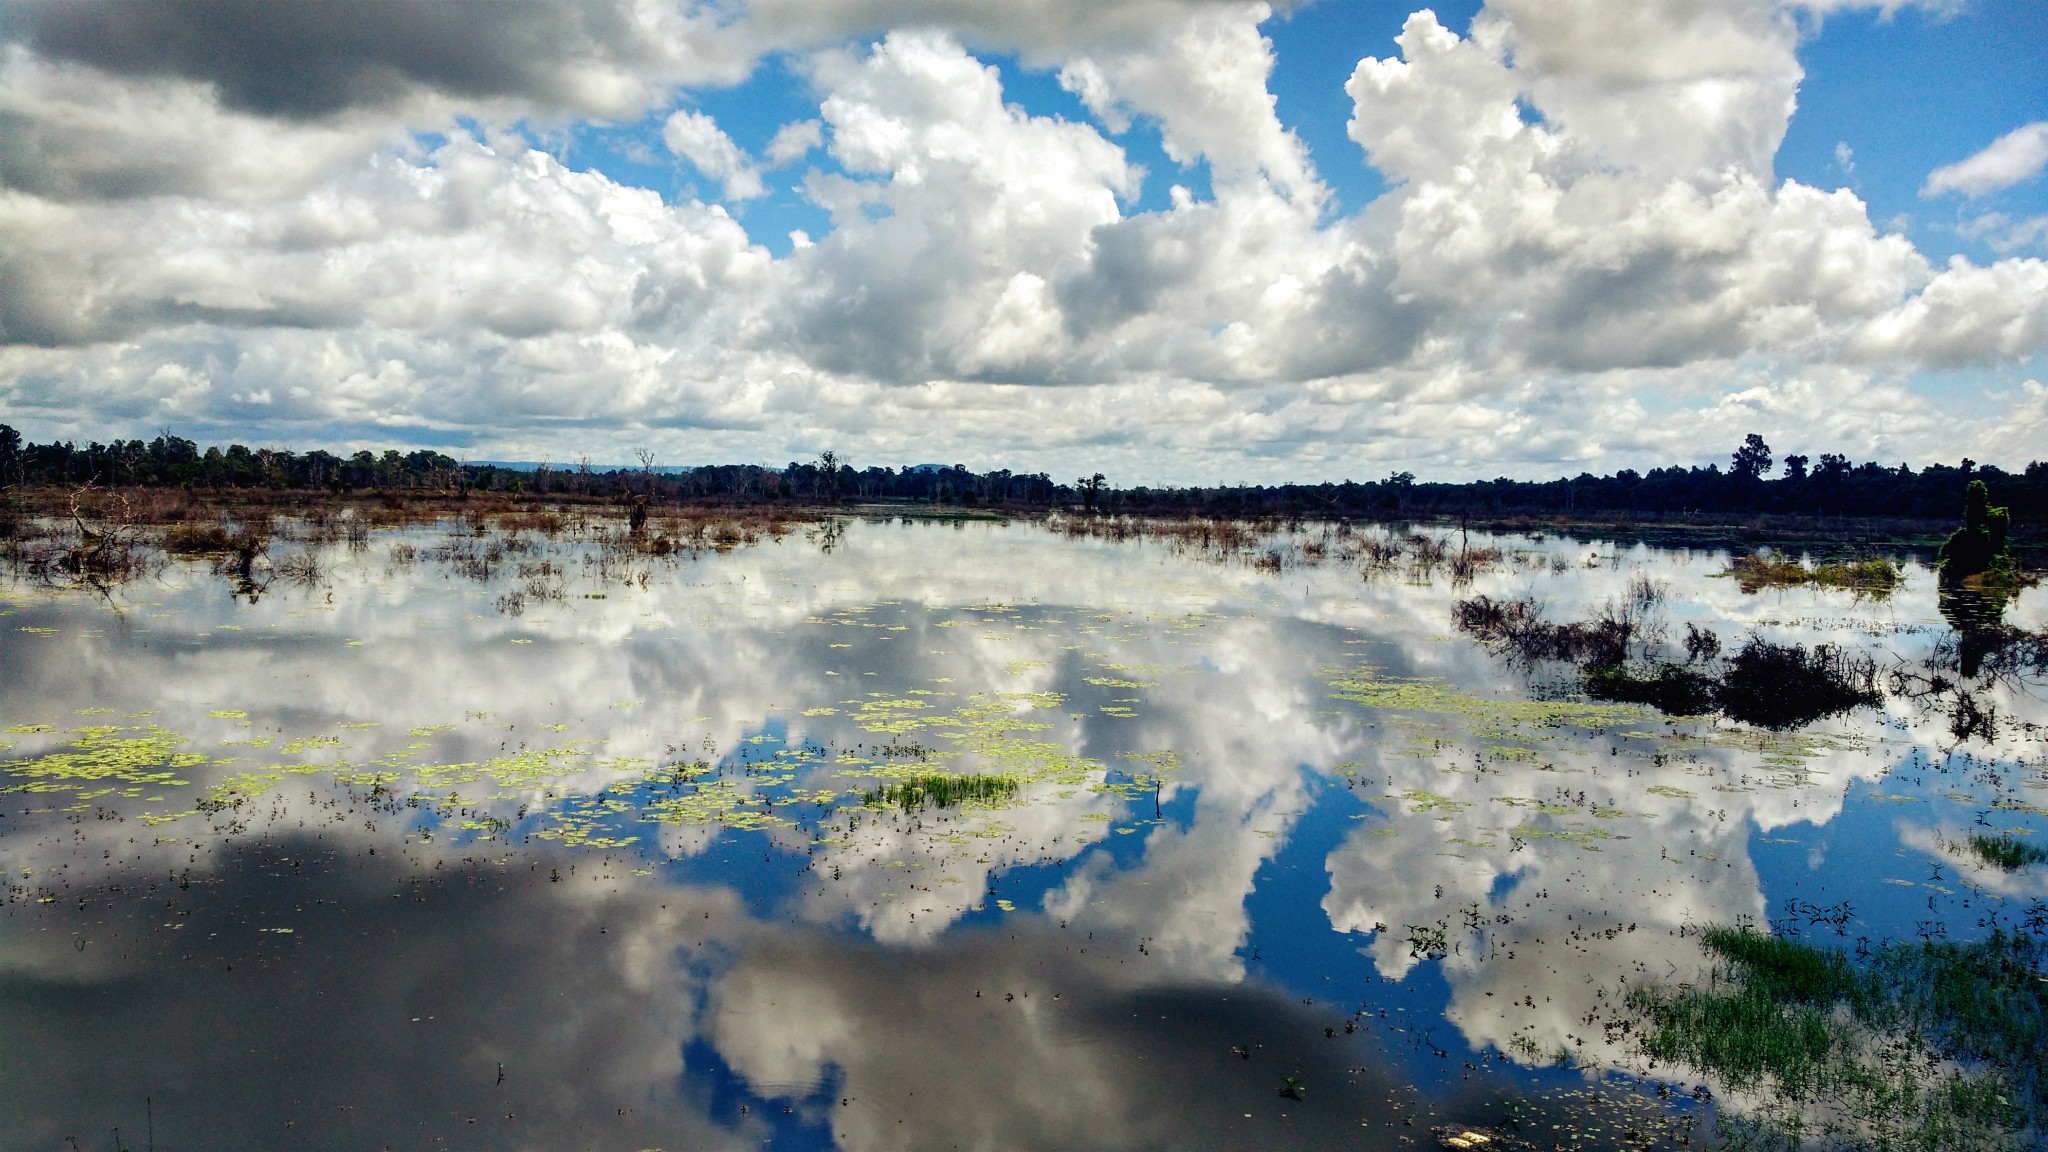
left=2, top=510, right=2043, bottom=1151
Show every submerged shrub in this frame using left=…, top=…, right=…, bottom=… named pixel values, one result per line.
left=1451, top=594, right=1632, bottom=668
left=1718, top=638, right=1879, bottom=730
left=1583, top=662, right=1719, bottom=715
left=1455, top=598, right=1880, bottom=729
left=162, top=521, right=235, bottom=554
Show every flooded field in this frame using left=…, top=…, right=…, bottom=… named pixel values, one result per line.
left=1, top=511, right=2044, bottom=1151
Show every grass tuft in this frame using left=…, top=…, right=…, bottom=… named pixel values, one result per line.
left=1728, top=553, right=1902, bottom=598
left=1965, top=834, right=2048, bottom=873
left=861, top=771, right=1024, bottom=813
left=1631, top=926, right=2048, bottom=1151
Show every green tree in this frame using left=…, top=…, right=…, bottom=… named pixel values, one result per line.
left=1731, top=433, right=1772, bottom=480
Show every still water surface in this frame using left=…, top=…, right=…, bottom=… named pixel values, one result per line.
left=1, top=515, right=2042, bottom=1150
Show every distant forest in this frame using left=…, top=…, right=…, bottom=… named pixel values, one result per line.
left=2, top=423, right=2044, bottom=526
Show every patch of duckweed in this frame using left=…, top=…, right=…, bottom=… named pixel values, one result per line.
left=280, top=735, right=344, bottom=756
left=208, top=710, right=247, bottom=719
left=1496, top=796, right=1577, bottom=816
left=1330, top=667, right=1646, bottom=734
left=2, top=725, right=205, bottom=795
left=1513, top=824, right=1611, bottom=847
left=1401, top=789, right=1471, bottom=816
left=1122, top=750, right=1182, bottom=773
left=200, top=764, right=326, bottom=810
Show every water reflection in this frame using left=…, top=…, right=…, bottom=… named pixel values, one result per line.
left=1, top=515, right=2042, bottom=1148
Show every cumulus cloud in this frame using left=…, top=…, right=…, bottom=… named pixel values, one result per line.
left=764, top=117, right=824, bottom=166
left=0, top=0, right=2045, bottom=477
left=1924, top=120, right=2048, bottom=198
left=663, top=108, right=767, bottom=199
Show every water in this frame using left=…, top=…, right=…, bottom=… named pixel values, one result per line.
left=1, top=513, right=2042, bottom=1151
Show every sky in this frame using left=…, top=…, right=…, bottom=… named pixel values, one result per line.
left=0, top=0, right=2044, bottom=484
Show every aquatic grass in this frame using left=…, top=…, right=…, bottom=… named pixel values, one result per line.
left=1631, top=926, right=2048, bottom=1151
left=860, top=770, right=1023, bottom=813
left=1727, top=553, right=1902, bottom=598
left=1964, top=834, right=2048, bottom=872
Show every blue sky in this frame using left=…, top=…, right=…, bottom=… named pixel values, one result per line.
left=1, top=0, right=2045, bottom=480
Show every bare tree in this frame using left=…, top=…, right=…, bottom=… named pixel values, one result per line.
left=633, top=447, right=657, bottom=496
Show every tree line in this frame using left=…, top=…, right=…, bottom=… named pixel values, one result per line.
left=1, top=424, right=2043, bottom=525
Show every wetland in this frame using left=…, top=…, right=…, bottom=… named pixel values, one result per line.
left=1, top=506, right=2045, bottom=1151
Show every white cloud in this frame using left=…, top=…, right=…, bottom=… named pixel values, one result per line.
left=1956, top=211, right=2048, bottom=254
left=1, top=0, right=2047, bottom=477
left=1924, top=120, right=2048, bottom=198
left=765, top=118, right=824, bottom=166
left=662, top=108, right=767, bottom=200
left=776, top=29, right=1138, bottom=382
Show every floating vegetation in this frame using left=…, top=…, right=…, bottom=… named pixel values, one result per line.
left=1329, top=666, right=1644, bottom=734
left=1630, top=925, right=2047, bottom=1152
left=1, top=724, right=205, bottom=796
left=860, top=771, right=1024, bottom=812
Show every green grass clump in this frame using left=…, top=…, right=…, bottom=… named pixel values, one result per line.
left=1811, top=558, right=1902, bottom=595
left=861, top=770, right=1023, bottom=813
left=1727, top=553, right=1900, bottom=599
left=1630, top=926, right=2047, bottom=1151
left=1965, top=834, right=2048, bottom=872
